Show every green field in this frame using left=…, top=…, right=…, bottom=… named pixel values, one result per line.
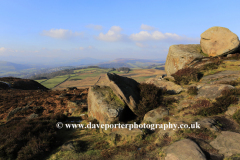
left=39, top=75, right=69, bottom=89
left=36, top=68, right=111, bottom=89
left=132, top=75, right=157, bottom=82
left=35, top=79, right=48, bottom=83
left=34, top=67, right=166, bottom=90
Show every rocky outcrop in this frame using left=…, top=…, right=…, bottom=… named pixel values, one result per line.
left=143, top=107, right=169, bottom=124
left=0, top=81, right=10, bottom=89
left=200, top=70, right=240, bottom=84
left=165, top=44, right=204, bottom=76
left=88, top=85, right=126, bottom=124
left=195, top=84, right=235, bottom=100
left=106, top=73, right=140, bottom=115
left=210, top=131, right=240, bottom=157
left=0, top=77, right=49, bottom=90
left=200, top=26, right=240, bottom=57
left=145, top=78, right=183, bottom=94
left=164, top=139, right=206, bottom=160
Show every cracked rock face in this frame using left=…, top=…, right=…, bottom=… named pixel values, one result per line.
left=88, top=85, right=126, bottom=124
left=164, top=44, right=204, bottom=76
left=200, top=26, right=240, bottom=57
left=106, top=73, right=140, bottom=115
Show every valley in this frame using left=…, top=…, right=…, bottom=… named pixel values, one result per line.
left=35, top=68, right=166, bottom=90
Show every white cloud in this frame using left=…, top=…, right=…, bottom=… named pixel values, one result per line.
left=130, top=31, right=168, bottom=41
left=88, top=46, right=93, bottom=49
left=85, top=24, right=103, bottom=30
left=110, top=26, right=122, bottom=32
left=130, top=30, right=199, bottom=43
left=42, top=29, right=83, bottom=39
left=0, top=47, right=6, bottom=52
left=79, top=47, right=84, bottom=50
left=140, top=24, right=156, bottom=31
left=97, top=26, right=123, bottom=42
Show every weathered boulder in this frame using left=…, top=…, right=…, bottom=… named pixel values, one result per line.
left=225, top=106, right=239, bottom=116
left=200, top=26, right=240, bottom=57
left=195, top=84, right=235, bottom=100
left=210, top=131, right=240, bottom=157
left=164, top=139, right=207, bottom=160
left=145, top=78, right=183, bottom=94
left=106, top=73, right=140, bottom=115
left=200, top=70, right=240, bottom=84
left=143, top=107, right=169, bottom=124
left=88, top=85, right=126, bottom=124
left=165, top=44, right=204, bottom=76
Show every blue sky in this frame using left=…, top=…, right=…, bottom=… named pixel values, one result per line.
left=0, top=0, right=240, bottom=65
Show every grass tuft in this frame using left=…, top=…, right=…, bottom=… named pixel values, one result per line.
left=187, top=86, right=198, bottom=95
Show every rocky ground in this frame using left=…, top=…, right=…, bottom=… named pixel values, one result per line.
left=1, top=26, right=240, bottom=160
left=1, top=59, right=240, bottom=160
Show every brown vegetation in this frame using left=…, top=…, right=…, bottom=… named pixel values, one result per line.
left=171, top=67, right=202, bottom=85
left=196, top=88, right=240, bottom=116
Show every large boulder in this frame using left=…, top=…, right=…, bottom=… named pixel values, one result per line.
left=195, top=84, right=235, bottom=100
left=225, top=106, right=239, bottom=116
left=200, top=26, right=240, bottom=57
left=165, top=44, right=204, bottom=76
left=200, top=70, right=240, bottom=84
left=164, top=139, right=207, bottom=160
left=145, top=78, right=183, bottom=94
left=143, top=107, right=169, bottom=124
left=106, top=73, right=140, bottom=115
left=87, top=85, right=126, bottom=124
left=210, top=131, right=240, bottom=157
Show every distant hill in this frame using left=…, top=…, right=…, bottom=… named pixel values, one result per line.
left=57, top=58, right=108, bottom=67
left=110, top=58, right=165, bottom=63
left=0, top=58, right=165, bottom=78
left=98, top=58, right=165, bottom=68
left=0, top=61, right=33, bottom=72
